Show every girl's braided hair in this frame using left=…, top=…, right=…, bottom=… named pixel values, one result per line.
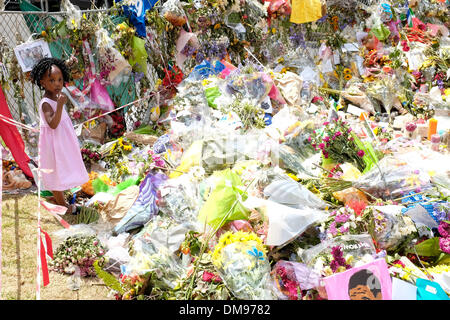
left=30, top=57, right=71, bottom=90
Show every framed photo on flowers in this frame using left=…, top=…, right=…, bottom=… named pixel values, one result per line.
left=13, top=39, right=52, bottom=73
left=323, top=258, right=392, bottom=300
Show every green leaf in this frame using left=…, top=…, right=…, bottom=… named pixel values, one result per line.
left=414, top=238, right=441, bottom=257
left=436, top=253, right=450, bottom=265
left=93, top=260, right=125, bottom=295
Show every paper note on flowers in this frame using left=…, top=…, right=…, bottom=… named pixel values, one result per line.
left=290, top=0, right=323, bottom=24
left=324, top=258, right=392, bottom=300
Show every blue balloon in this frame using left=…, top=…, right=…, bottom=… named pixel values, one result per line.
left=119, top=0, right=158, bottom=38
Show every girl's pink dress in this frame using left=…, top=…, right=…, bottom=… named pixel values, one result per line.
left=38, top=97, right=89, bottom=191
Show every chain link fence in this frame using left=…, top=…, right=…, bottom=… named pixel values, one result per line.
left=0, top=1, right=151, bottom=158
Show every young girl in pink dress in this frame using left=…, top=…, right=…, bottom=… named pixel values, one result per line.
left=31, top=58, right=89, bottom=213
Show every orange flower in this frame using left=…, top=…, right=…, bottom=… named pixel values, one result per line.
left=382, top=66, right=392, bottom=73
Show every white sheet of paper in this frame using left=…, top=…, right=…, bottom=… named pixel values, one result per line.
left=343, top=43, right=360, bottom=52
left=392, top=277, right=417, bottom=300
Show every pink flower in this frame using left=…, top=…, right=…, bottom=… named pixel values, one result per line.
left=312, top=96, right=324, bottom=103
left=323, top=136, right=330, bottom=142
left=349, top=136, right=354, bottom=141
left=73, top=111, right=81, bottom=119
left=438, top=221, right=450, bottom=238
left=308, top=136, right=312, bottom=142
left=347, top=128, right=352, bottom=133
left=323, top=121, right=330, bottom=126
left=323, top=151, right=329, bottom=159
left=202, top=271, right=222, bottom=283
left=318, top=143, right=325, bottom=150
left=405, top=122, right=417, bottom=132
left=357, top=150, right=365, bottom=157
left=439, top=237, right=450, bottom=254
left=334, top=131, right=342, bottom=137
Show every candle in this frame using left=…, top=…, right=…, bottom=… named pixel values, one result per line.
left=428, top=118, right=437, bottom=140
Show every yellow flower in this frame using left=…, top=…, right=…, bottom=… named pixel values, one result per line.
left=155, top=78, right=162, bottom=90
left=344, top=73, right=353, bottom=81
left=281, top=68, right=287, bottom=73
left=109, top=143, right=116, bottom=155
left=373, top=127, right=379, bottom=135
left=271, top=28, right=276, bottom=34
left=277, top=57, right=284, bottom=63
left=214, top=23, right=221, bottom=29
left=287, top=173, right=299, bottom=181
left=343, top=68, right=352, bottom=75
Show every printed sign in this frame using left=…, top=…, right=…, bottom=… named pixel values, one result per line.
left=324, top=259, right=392, bottom=300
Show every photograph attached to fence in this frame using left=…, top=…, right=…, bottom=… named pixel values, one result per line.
left=13, top=39, right=52, bottom=73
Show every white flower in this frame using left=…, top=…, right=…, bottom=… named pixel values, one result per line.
left=350, top=214, right=356, bottom=221
left=314, top=257, right=324, bottom=271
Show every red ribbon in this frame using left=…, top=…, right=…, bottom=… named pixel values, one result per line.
left=39, top=228, right=53, bottom=287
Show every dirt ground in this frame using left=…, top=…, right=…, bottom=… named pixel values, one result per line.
left=1, top=193, right=113, bottom=300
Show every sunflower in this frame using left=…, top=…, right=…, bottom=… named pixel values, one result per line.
left=343, top=68, right=352, bottom=75
left=344, top=73, right=353, bottom=80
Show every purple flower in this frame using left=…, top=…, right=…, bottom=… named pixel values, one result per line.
left=357, top=150, right=365, bottom=157
left=339, top=226, right=349, bottom=233
left=328, top=221, right=338, bottom=236
left=335, top=214, right=350, bottom=223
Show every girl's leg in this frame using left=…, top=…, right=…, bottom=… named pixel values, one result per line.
left=52, top=190, right=76, bottom=213
left=52, top=190, right=68, bottom=207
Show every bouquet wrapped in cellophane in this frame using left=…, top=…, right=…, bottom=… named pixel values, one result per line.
left=212, top=231, right=276, bottom=300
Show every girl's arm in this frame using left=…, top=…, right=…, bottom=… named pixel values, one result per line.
left=42, top=93, right=67, bottom=129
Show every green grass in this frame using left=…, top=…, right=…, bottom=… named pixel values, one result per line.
left=1, top=193, right=112, bottom=300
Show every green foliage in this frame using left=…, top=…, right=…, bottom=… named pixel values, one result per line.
left=414, top=237, right=441, bottom=257
left=76, top=206, right=100, bottom=225
left=93, top=260, right=125, bottom=295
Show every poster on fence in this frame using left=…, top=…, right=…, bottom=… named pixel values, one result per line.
left=14, top=39, right=52, bottom=73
